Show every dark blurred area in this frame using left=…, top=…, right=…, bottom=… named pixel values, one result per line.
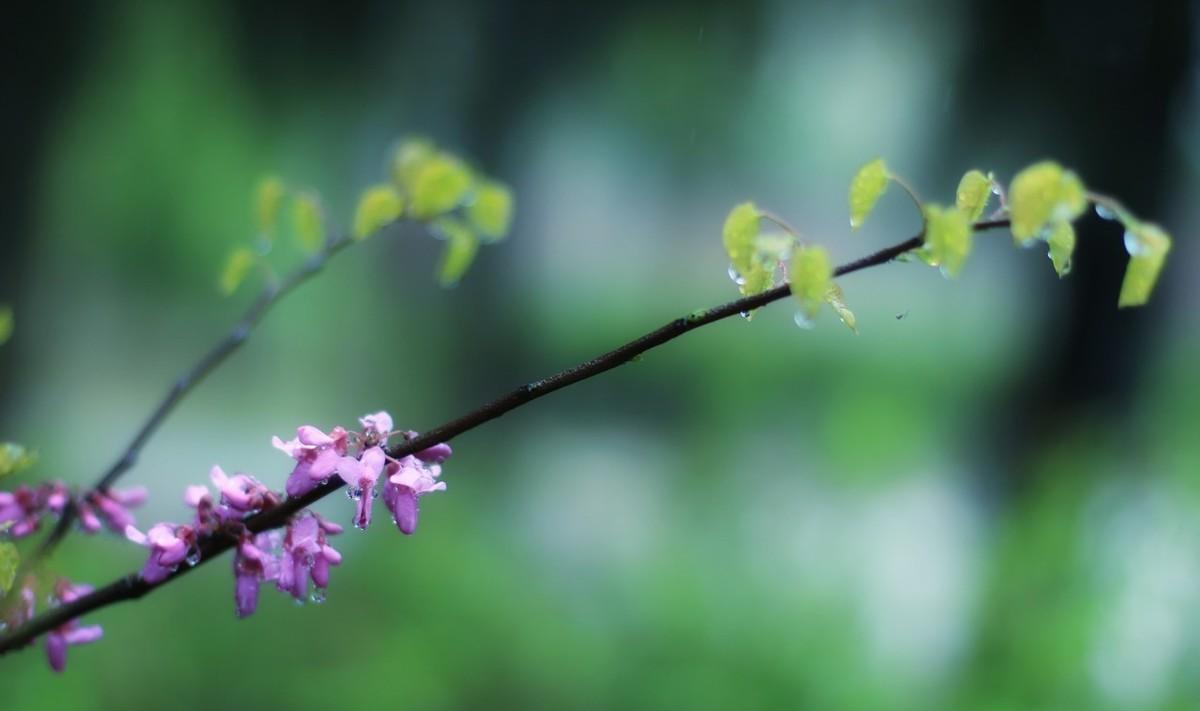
left=2, top=1, right=1198, bottom=709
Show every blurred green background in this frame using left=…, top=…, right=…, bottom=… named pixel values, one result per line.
left=2, top=1, right=1198, bottom=709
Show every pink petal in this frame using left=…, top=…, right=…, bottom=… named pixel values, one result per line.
left=124, top=525, right=148, bottom=545
left=63, top=625, right=103, bottom=646
left=297, top=426, right=334, bottom=447
left=46, top=633, right=67, bottom=672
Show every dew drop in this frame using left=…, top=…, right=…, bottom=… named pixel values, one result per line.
left=1095, top=203, right=1116, bottom=221
left=1123, top=230, right=1149, bottom=257
left=293, top=597, right=306, bottom=608
left=727, top=264, right=744, bottom=286
left=310, top=588, right=326, bottom=604
left=739, top=311, right=751, bottom=320
left=371, top=488, right=379, bottom=500
left=186, top=548, right=201, bottom=567
left=793, top=312, right=815, bottom=330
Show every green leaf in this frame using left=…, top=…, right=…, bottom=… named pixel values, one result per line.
left=218, top=247, right=256, bottom=296
left=955, top=170, right=992, bottom=222
left=1008, top=161, right=1087, bottom=243
left=0, top=304, right=12, bottom=347
left=791, top=245, right=832, bottom=319
left=352, top=185, right=405, bottom=241
left=255, top=176, right=286, bottom=238
left=722, top=202, right=760, bottom=277
left=410, top=155, right=473, bottom=220
left=292, top=193, right=325, bottom=253
left=922, top=204, right=973, bottom=278
left=391, top=137, right=437, bottom=191
left=467, top=180, right=514, bottom=242
left=0, top=541, right=18, bottom=595
left=435, top=218, right=480, bottom=287
left=825, top=284, right=858, bottom=334
left=1118, top=223, right=1171, bottom=308
left=0, top=443, right=37, bottom=478
left=1046, top=221, right=1076, bottom=277
left=848, top=159, right=889, bottom=230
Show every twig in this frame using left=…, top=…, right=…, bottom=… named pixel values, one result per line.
left=30, top=233, right=358, bottom=565
left=0, top=219, right=1011, bottom=656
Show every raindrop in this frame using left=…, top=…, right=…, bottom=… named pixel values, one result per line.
left=1123, top=230, right=1151, bottom=257
left=346, top=487, right=362, bottom=501
left=186, top=548, right=201, bottom=567
left=293, top=597, right=306, bottom=608
left=371, top=488, right=379, bottom=500
left=793, top=312, right=815, bottom=330
left=310, top=588, right=326, bottom=604
left=739, top=311, right=752, bottom=320
left=727, top=264, right=745, bottom=286
left=1095, top=203, right=1116, bottom=221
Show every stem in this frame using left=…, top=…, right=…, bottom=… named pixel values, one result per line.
left=0, top=218, right=1010, bottom=657
left=28, top=231, right=362, bottom=566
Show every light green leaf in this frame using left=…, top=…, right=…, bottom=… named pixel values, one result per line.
left=722, top=202, right=760, bottom=277
left=1008, top=161, right=1087, bottom=243
left=791, top=245, right=833, bottom=319
left=218, top=247, right=256, bottom=296
left=352, top=185, right=405, bottom=241
left=1046, top=221, right=1076, bottom=277
left=391, top=137, right=437, bottom=191
left=740, top=260, right=776, bottom=300
left=1118, top=223, right=1171, bottom=308
left=825, top=284, right=858, bottom=334
left=848, top=159, right=889, bottom=230
left=410, top=155, right=473, bottom=220
left=255, top=176, right=286, bottom=238
left=467, top=181, right=514, bottom=241
left=922, top=204, right=973, bottom=278
left=955, top=170, right=992, bottom=222
left=0, top=305, right=12, bottom=346
left=435, top=218, right=480, bottom=287
left=0, top=443, right=37, bottom=478
left=292, top=194, right=325, bottom=253
left=0, top=541, right=18, bottom=595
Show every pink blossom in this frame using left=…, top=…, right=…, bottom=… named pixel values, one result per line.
left=383, top=455, right=447, bottom=535
left=209, top=465, right=275, bottom=514
left=400, top=430, right=453, bottom=464
left=125, top=523, right=196, bottom=583
left=337, top=447, right=385, bottom=529
left=359, top=411, right=394, bottom=446
left=233, top=532, right=279, bottom=618
left=272, top=425, right=348, bottom=498
left=276, top=514, right=341, bottom=602
left=75, top=485, right=148, bottom=534
left=0, top=485, right=47, bottom=538
left=44, top=580, right=103, bottom=673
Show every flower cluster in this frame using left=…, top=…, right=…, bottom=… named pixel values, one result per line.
left=0, top=482, right=145, bottom=539
left=0, top=578, right=103, bottom=673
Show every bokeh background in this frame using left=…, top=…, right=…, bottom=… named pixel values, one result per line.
left=2, top=1, right=1198, bottom=708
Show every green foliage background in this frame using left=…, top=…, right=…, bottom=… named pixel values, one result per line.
left=1, top=2, right=1198, bottom=709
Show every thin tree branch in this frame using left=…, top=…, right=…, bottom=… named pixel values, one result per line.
left=0, top=219, right=1011, bottom=656
left=31, top=233, right=359, bottom=565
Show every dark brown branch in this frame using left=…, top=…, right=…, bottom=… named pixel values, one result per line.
left=31, top=234, right=357, bottom=564
left=0, top=219, right=1010, bottom=656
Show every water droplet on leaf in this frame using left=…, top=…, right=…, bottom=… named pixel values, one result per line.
left=793, top=312, right=815, bottom=330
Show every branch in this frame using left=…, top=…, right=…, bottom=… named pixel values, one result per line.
left=30, top=233, right=359, bottom=564
left=0, top=219, right=1010, bottom=656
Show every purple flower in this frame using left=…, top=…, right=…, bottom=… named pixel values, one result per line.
left=78, top=486, right=148, bottom=534
left=233, top=532, right=279, bottom=618
left=1, top=579, right=36, bottom=643
left=359, top=411, right=394, bottom=446
left=209, top=465, right=275, bottom=514
left=125, top=523, right=196, bottom=583
left=382, top=456, right=447, bottom=535
left=337, top=447, right=385, bottom=529
left=273, top=425, right=348, bottom=498
left=276, top=514, right=341, bottom=602
left=400, top=430, right=453, bottom=464
left=45, top=580, right=103, bottom=673
left=0, top=485, right=47, bottom=538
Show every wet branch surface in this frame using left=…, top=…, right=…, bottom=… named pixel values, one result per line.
left=0, top=219, right=1010, bottom=656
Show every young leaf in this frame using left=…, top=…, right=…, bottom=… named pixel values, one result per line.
left=848, top=159, right=889, bottom=229
left=292, top=193, right=325, bottom=253
left=435, top=217, right=480, bottom=287
left=740, top=260, right=776, bottom=298
left=1008, top=161, right=1087, bottom=243
left=0, top=442, right=37, bottom=477
left=219, top=247, right=256, bottom=296
left=825, top=284, right=858, bottom=334
left=352, top=185, right=405, bottom=241
left=790, top=245, right=832, bottom=319
left=255, top=176, right=286, bottom=238
left=410, top=155, right=473, bottom=220
left=1046, top=221, right=1076, bottom=277
left=391, top=137, right=437, bottom=191
left=0, top=304, right=11, bottom=346
left=922, top=204, right=973, bottom=277
left=467, top=180, right=514, bottom=242
left=0, top=541, right=18, bottom=595
left=955, top=170, right=992, bottom=222
left=722, top=202, right=760, bottom=277
left=1118, top=223, right=1171, bottom=307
